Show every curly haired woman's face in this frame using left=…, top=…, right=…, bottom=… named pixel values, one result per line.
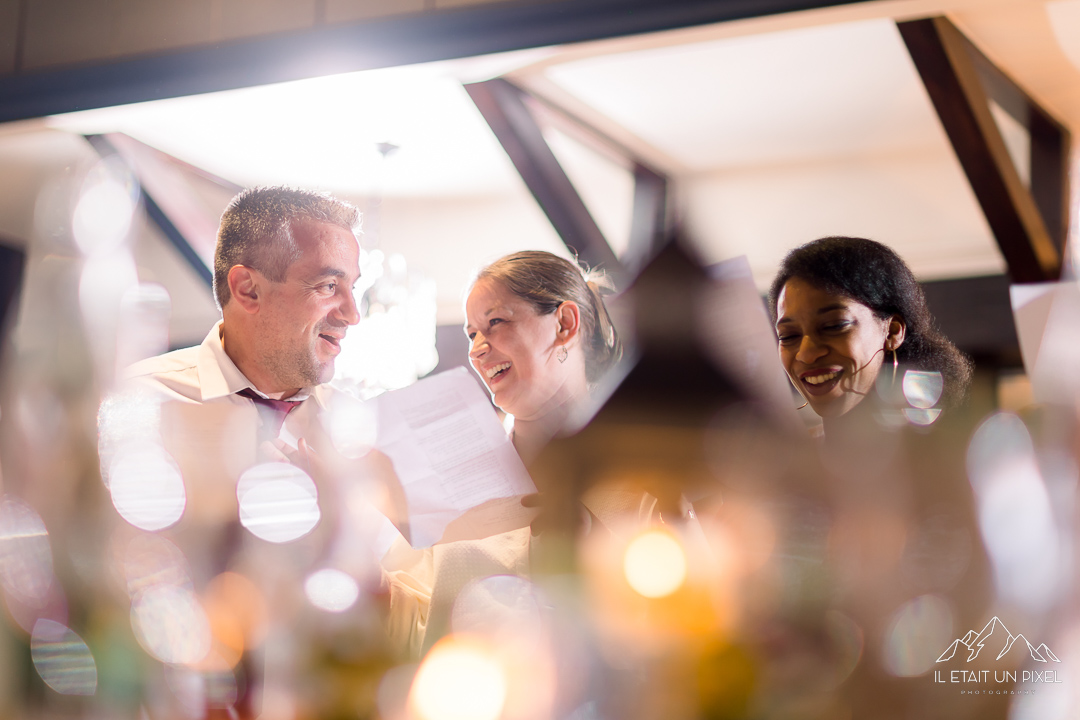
left=775, top=278, right=901, bottom=419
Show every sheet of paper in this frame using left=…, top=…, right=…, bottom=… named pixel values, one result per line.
left=375, top=367, right=537, bottom=548
left=703, top=255, right=803, bottom=432
left=1010, top=280, right=1080, bottom=404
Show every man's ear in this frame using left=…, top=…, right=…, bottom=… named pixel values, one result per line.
left=227, top=265, right=262, bottom=314
left=554, top=301, right=581, bottom=345
left=886, top=315, right=907, bottom=351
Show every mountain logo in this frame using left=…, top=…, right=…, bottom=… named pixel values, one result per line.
left=937, top=617, right=1060, bottom=664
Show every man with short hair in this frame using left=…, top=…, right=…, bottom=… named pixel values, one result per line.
left=97, top=187, right=380, bottom=717
left=137, top=186, right=362, bottom=403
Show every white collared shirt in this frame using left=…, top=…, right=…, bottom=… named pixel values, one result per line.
left=123, top=320, right=314, bottom=404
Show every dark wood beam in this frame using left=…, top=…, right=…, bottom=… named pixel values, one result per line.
left=898, top=16, right=1066, bottom=283
left=85, top=134, right=214, bottom=288
left=628, top=164, right=668, bottom=274
left=963, top=28, right=1072, bottom=256
left=466, top=78, right=623, bottom=276
left=0, top=242, right=26, bottom=342
left=0, top=0, right=865, bottom=124
left=520, top=85, right=671, bottom=272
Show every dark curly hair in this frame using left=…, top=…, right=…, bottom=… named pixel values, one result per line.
left=768, top=236, right=973, bottom=407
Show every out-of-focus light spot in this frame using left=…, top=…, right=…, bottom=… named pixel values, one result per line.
left=122, top=533, right=192, bottom=599
left=131, top=584, right=211, bottom=665
left=335, top=251, right=439, bottom=395
left=378, top=663, right=419, bottom=720
left=903, top=408, right=942, bottom=426
left=451, top=575, right=544, bottom=643
left=0, top=496, right=55, bottom=605
left=203, top=572, right=268, bottom=662
left=323, top=393, right=376, bottom=459
left=1009, top=682, right=1071, bottom=720
left=967, top=413, right=1061, bottom=613
left=304, top=569, right=359, bottom=612
left=410, top=635, right=507, bottom=720
left=883, top=594, right=952, bottom=677
left=79, top=253, right=139, bottom=329
left=237, top=463, right=320, bottom=543
left=825, top=611, right=864, bottom=688
left=108, top=445, right=186, bottom=531
left=624, top=530, right=687, bottom=598
left=902, top=370, right=944, bottom=409
left=30, top=619, right=98, bottom=695
left=72, top=158, right=138, bottom=257
left=97, top=390, right=163, bottom=480
left=900, top=512, right=972, bottom=591
left=116, top=283, right=171, bottom=371
left=166, top=661, right=239, bottom=712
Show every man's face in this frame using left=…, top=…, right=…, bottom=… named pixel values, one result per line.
left=257, top=218, right=361, bottom=394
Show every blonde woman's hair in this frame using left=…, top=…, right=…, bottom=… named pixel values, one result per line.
left=476, top=251, right=621, bottom=383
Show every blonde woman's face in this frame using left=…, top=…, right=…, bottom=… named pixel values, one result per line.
left=464, top=278, right=569, bottom=420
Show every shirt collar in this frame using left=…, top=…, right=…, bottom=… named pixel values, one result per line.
left=196, top=320, right=313, bottom=402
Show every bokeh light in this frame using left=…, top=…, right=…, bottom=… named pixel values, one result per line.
left=97, top=390, right=163, bottom=479
left=71, top=157, right=139, bottom=257
left=623, top=530, right=687, bottom=598
left=902, top=370, right=944, bottom=409
left=825, top=611, right=864, bottom=688
left=967, top=413, right=1061, bottom=613
left=900, top=512, right=972, bottom=591
left=324, top=392, right=377, bottom=459
left=378, top=663, right=419, bottom=720
left=882, top=594, right=952, bottom=677
left=903, top=407, right=942, bottom=425
left=166, top=661, right=239, bottom=712
left=131, top=583, right=212, bottom=665
left=122, top=532, right=192, bottom=598
left=115, top=282, right=171, bottom=371
left=108, top=444, right=187, bottom=531
left=0, top=496, right=55, bottom=606
left=78, top=253, right=139, bottom=333
left=304, top=569, right=360, bottom=612
left=236, top=462, right=320, bottom=543
left=203, top=571, right=268, bottom=665
left=451, top=575, right=545, bottom=643
left=409, top=635, right=507, bottom=720
left=30, top=619, right=98, bottom=696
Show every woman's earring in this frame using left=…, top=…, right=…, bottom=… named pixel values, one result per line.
left=796, top=399, right=808, bottom=410
left=891, top=347, right=898, bottom=385
left=556, top=346, right=568, bottom=363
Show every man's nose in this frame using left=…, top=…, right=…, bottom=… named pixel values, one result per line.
left=338, top=287, right=361, bottom=326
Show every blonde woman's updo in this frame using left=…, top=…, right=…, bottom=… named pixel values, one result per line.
left=475, top=251, right=622, bottom=384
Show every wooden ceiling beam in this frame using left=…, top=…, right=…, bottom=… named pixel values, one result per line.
left=899, top=16, right=1068, bottom=284
left=466, top=78, right=624, bottom=278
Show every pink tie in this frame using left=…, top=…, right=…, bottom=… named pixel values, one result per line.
left=237, top=388, right=301, bottom=438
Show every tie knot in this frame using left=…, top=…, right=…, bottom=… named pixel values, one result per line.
left=237, top=388, right=301, bottom=415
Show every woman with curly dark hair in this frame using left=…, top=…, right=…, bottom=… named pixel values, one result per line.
left=769, top=236, right=972, bottom=427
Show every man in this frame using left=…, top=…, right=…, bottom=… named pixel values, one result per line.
left=98, top=187, right=382, bottom=717
left=127, top=186, right=361, bottom=406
